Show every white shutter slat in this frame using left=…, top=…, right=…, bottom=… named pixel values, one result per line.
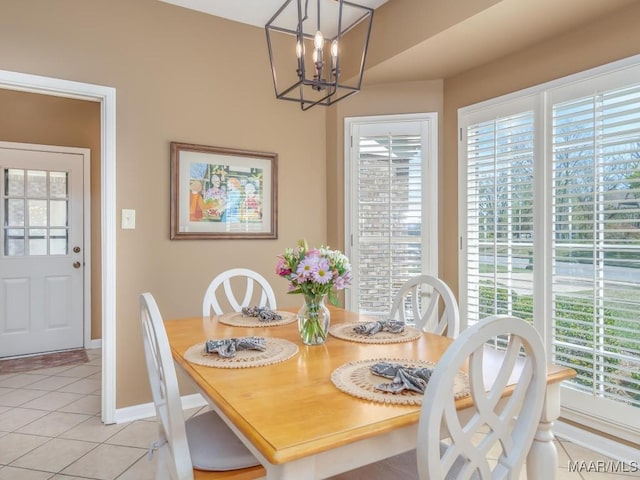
left=465, top=111, right=536, bottom=330
left=354, top=128, right=428, bottom=317
left=552, top=81, right=640, bottom=413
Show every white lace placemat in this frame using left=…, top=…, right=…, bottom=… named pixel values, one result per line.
left=329, top=322, right=422, bottom=344
left=184, top=338, right=298, bottom=369
left=331, top=357, right=470, bottom=406
left=218, top=311, right=297, bottom=328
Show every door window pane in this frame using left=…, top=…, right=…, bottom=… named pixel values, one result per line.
left=28, top=199, right=48, bottom=226
left=50, top=171, right=68, bottom=198
left=50, top=200, right=67, bottom=227
left=28, top=229, right=47, bottom=255
left=27, top=170, right=47, bottom=197
left=5, top=228, right=24, bottom=256
left=49, top=228, right=68, bottom=255
left=6, top=199, right=25, bottom=226
left=5, top=169, right=24, bottom=196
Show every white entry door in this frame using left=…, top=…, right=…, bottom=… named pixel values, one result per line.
left=0, top=143, right=86, bottom=358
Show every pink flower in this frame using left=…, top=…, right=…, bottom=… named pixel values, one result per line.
left=333, top=271, right=352, bottom=290
left=275, top=257, right=291, bottom=276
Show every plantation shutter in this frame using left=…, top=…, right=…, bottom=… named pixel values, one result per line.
left=462, top=107, right=536, bottom=327
left=460, top=59, right=640, bottom=441
left=346, top=117, right=437, bottom=318
left=550, top=81, right=640, bottom=424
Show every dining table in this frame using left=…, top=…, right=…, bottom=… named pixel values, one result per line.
left=164, top=306, right=576, bottom=480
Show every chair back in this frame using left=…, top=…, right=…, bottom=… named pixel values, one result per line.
left=140, top=292, right=194, bottom=480
left=417, top=315, right=547, bottom=480
left=202, top=268, right=277, bottom=316
left=389, top=275, right=460, bottom=338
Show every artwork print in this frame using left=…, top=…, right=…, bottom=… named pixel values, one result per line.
left=189, top=163, right=263, bottom=224
left=171, top=143, right=277, bottom=239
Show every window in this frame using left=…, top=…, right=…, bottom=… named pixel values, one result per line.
left=345, top=114, right=438, bottom=319
left=463, top=106, right=536, bottom=326
left=3, top=168, right=70, bottom=256
left=459, top=55, right=640, bottom=442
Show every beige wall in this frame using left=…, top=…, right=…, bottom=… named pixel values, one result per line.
left=0, top=89, right=103, bottom=339
left=366, top=0, right=501, bottom=73
left=0, top=0, right=326, bottom=407
left=441, top=1, right=640, bottom=298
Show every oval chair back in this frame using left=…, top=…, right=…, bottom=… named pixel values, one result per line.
left=389, top=275, right=460, bottom=338
left=202, top=268, right=277, bottom=316
left=417, top=315, right=547, bottom=480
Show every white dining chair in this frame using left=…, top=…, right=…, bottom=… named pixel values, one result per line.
left=202, top=268, right=277, bottom=316
left=389, top=275, right=460, bottom=338
left=140, top=292, right=264, bottom=480
left=328, top=315, right=545, bottom=480
left=417, top=314, right=547, bottom=480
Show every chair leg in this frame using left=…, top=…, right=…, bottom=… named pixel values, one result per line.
left=154, top=447, right=174, bottom=480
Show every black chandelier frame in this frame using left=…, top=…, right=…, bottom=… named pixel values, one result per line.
left=265, top=0, right=374, bottom=111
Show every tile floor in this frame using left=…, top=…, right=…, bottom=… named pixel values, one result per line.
left=0, top=348, right=637, bottom=479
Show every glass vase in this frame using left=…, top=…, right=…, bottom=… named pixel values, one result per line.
left=298, top=293, right=330, bottom=345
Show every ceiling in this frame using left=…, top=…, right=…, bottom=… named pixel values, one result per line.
left=159, top=0, right=638, bottom=84
left=364, top=0, right=639, bottom=84
left=159, top=0, right=389, bottom=28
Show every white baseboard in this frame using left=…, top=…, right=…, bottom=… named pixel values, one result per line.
left=114, top=393, right=208, bottom=424
left=89, top=339, right=102, bottom=349
left=555, top=420, right=639, bottom=464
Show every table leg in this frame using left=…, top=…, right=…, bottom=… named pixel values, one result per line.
left=527, top=383, right=561, bottom=480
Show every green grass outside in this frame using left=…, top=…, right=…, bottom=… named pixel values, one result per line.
left=478, top=282, right=640, bottom=407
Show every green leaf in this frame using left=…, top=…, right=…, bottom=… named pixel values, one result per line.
left=328, top=290, right=341, bottom=306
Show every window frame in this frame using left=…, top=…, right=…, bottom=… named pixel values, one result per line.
left=344, top=113, right=439, bottom=315
left=458, top=53, right=640, bottom=444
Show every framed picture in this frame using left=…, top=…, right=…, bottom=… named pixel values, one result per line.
left=170, top=142, right=278, bottom=240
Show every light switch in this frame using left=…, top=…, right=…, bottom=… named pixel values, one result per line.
left=122, top=209, right=136, bottom=229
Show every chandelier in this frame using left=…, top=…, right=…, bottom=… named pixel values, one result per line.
left=265, top=0, right=374, bottom=111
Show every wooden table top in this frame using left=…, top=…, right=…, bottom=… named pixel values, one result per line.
left=165, top=307, right=575, bottom=466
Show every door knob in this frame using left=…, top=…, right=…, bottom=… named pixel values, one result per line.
left=73, top=261, right=81, bottom=269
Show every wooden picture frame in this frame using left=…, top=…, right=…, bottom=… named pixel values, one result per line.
left=170, top=142, right=277, bottom=240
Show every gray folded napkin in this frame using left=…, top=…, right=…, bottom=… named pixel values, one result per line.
left=205, top=336, right=267, bottom=358
left=241, top=306, right=283, bottom=322
left=353, top=319, right=405, bottom=335
left=370, top=361, right=433, bottom=394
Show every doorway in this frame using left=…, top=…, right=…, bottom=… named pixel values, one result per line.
left=0, top=69, right=117, bottom=424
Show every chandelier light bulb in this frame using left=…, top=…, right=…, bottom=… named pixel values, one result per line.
left=314, top=30, right=324, bottom=50
left=312, top=49, right=319, bottom=63
left=331, top=40, right=338, bottom=59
